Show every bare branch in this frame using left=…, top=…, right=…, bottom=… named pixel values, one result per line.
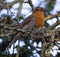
left=48, top=20, right=60, bottom=30
left=44, top=13, right=60, bottom=21
left=28, top=0, right=34, bottom=11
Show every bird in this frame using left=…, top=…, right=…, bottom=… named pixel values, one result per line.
left=8, top=7, right=44, bottom=48
left=19, top=7, right=44, bottom=33
left=33, top=7, right=44, bottom=28
left=20, top=7, right=44, bottom=28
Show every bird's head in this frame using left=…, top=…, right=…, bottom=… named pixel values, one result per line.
left=33, top=7, right=44, bottom=14
left=36, top=7, right=43, bottom=11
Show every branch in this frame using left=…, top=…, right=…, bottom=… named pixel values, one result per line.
left=7, top=0, right=19, bottom=8
left=23, top=0, right=34, bottom=11
left=28, top=0, right=34, bottom=11
left=17, top=0, right=23, bottom=18
left=48, top=20, right=60, bottom=30
left=44, top=13, right=60, bottom=21
left=7, top=32, right=23, bottom=48
left=1, top=0, right=19, bottom=9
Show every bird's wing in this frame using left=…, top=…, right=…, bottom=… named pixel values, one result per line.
left=20, top=15, right=34, bottom=28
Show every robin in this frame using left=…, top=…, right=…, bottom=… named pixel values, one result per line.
left=20, top=7, right=44, bottom=33
left=8, top=7, right=44, bottom=48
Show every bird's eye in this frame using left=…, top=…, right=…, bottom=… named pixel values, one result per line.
left=36, top=9, right=39, bottom=11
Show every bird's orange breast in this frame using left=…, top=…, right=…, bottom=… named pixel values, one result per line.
left=33, top=11, right=44, bottom=28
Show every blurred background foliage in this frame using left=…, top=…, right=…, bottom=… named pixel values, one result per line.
left=0, top=0, right=60, bottom=57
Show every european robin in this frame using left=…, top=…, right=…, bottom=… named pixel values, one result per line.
left=20, top=7, right=44, bottom=32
